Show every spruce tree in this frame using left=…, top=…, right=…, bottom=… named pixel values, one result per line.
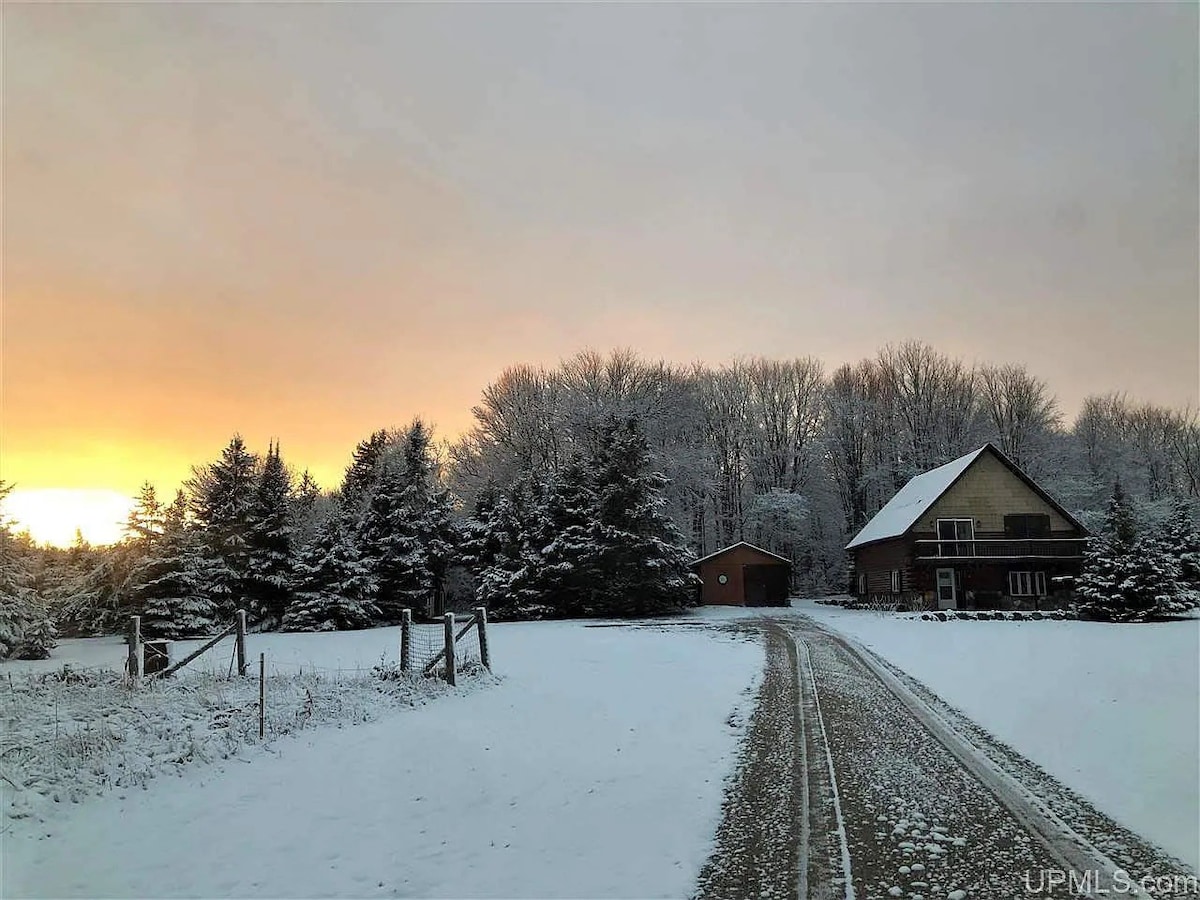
left=394, top=421, right=459, bottom=615
left=340, top=430, right=392, bottom=513
left=131, top=491, right=217, bottom=638
left=528, top=457, right=602, bottom=616
left=469, top=478, right=554, bottom=618
left=586, top=416, right=698, bottom=616
left=282, top=513, right=378, bottom=631
left=482, top=417, right=698, bottom=619
left=291, top=470, right=325, bottom=546
left=1077, top=482, right=1183, bottom=621
left=245, top=441, right=294, bottom=628
left=189, top=435, right=259, bottom=619
left=356, top=420, right=460, bottom=620
left=357, top=457, right=410, bottom=621
left=124, top=482, right=165, bottom=544
left=1161, top=496, right=1200, bottom=588
left=0, top=483, right=56, bottom=659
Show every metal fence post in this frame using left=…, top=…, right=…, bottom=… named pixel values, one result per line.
left=236, top=610, right=248, bottom=677
left=400, top=609, right=412, bottom=673
left=443, top=612, right=456, bottom=686
left=127, top=615, right=143, bottom=687
left=475, top=606, right=490, bottom=671
left=258, top=652, right=266, bottom=740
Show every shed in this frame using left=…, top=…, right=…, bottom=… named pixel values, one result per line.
left=691, top=542, right=792, bottom=607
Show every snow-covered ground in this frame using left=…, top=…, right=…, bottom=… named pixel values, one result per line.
left=2, top=620, right=762, bottom=898
left=798, top=600, right=1200, bottom=870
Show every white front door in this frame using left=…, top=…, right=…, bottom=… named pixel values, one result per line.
left=936, top=568, right=958, bottom=609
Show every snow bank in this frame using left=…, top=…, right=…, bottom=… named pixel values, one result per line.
left=801, top=601, right=1200, bottom=869
left=3, top=619, right=761, bottom=898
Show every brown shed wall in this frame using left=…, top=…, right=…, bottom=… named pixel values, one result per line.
left=697, top=545, right=790, bottom=606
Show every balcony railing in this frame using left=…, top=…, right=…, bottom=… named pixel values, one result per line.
left=913, top=538, right=1088, bottom=560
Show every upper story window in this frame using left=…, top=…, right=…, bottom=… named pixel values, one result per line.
left=935, top=518, right=974, bottom=556
left=1004, top=514, right=1051, bottom=539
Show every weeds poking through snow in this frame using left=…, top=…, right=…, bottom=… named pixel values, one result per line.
left=0, top=663, right=491, bottom=822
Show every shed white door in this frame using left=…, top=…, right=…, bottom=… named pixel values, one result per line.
left=936, top=568, right=958, bottom=609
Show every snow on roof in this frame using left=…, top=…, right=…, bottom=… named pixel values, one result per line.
left=690, top=541, right=791, bottom=567
left=845, top=446, right=988, bottom=550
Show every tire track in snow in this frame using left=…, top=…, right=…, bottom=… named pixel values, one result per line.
left=696, top=616, right=1184, bottom=899
left=801, top=618, right=1184, bottom=898
left=694, top=624, right=813, bottom=900
left=796, top=635, right=856, bottom=900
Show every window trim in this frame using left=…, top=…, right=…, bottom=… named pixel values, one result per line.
left=1004, top=513, right=1051, bottom=539
left=935, top=518, right=975, bottom=556
left=1009, top=570, right=1048, bottom=596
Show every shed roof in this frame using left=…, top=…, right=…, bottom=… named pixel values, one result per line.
left=690, top=541, right=791, bottom=568
left=845, top=443, right=1086, bottom=550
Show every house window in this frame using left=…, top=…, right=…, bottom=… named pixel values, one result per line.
left=717, top=573, right=729, bottom=585
left=890, top=570, right=901, bottom=593
left=1009, top=571, right=1048, bottom=596
left=857, top=572, right=867, bottom=595
left=936, top=518, right=975, bottom=556
left=1004, top=514, right=1051, bottom=539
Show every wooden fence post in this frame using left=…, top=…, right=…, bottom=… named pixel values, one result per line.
left=443, top=612, right=456, bottom=687
left=127, top=615, right=143, bottom=687
left=258, top=652, right=266, bottom=740
left=236, top=610, right=247, bottom=677
left=475, top=606, right=490, bottom=671
left=400, top=609, right=412, bottom=673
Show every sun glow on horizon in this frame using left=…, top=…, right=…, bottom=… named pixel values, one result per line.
left=2, top=488, right=135, bottom=548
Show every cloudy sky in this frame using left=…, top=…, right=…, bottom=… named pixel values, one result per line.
left=3, top=2, right=1197, bottom=543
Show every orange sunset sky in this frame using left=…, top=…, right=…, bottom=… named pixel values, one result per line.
left=3, top=3, right=1198, bottom=546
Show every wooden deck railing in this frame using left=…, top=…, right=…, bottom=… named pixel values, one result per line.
left=913, top=538, right=1087, bottom=560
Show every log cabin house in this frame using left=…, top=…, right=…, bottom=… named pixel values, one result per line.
left=846, top=443, right=1088, bottom=610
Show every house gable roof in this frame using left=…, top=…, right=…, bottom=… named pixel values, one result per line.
left=844, top=443, right=1087, bottom=551
left=690, top=541, right=791, bottom=568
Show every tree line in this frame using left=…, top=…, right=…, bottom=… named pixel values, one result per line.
left=2, top=342, right=1199, bottom=655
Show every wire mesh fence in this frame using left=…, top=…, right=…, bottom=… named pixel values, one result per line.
left=0, top=656, right=456, bottom=821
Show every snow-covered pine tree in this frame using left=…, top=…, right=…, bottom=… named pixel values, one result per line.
left=1161, top=496, right=1200, bottom=588
left=291, top=470, right=326, bottom=547
left=394, top=421, right=460, bottom=615
left=0, top=482, right=57, bottom=659
left=340, top=429, right=392, bottom=514
left=132, top=491, right=218, bottom=638
left=1117, top=534, right=1185, bottom=620
left=282, top=512, right=378, bottom=631
left=124, top=482, right=165, bottom=544
left=1077, top=482, right=1183, bottom=621
left=245, top=441, right=294, bottom=628
left=50, top=551, right=126, bottom=636
left=356, top=420, right=461, bottom=621
left=528, top=456, right=602, bottom=616
left=468, top=478, right=552, bottom=619
left=356, top=456, right=410, bottom=622
left=188, top=435, right=259, bottom=620
left=586, top=416, right=698, bottom=616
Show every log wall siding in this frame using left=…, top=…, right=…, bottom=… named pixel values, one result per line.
left=854, top=538, right=914, bottom=595
left=916, top=451, right=1076, bottom=535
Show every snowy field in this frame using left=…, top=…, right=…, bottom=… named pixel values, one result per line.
left=2, top=620, right=762, bottom=898
left=796, top=601, right=1200, bottom=870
